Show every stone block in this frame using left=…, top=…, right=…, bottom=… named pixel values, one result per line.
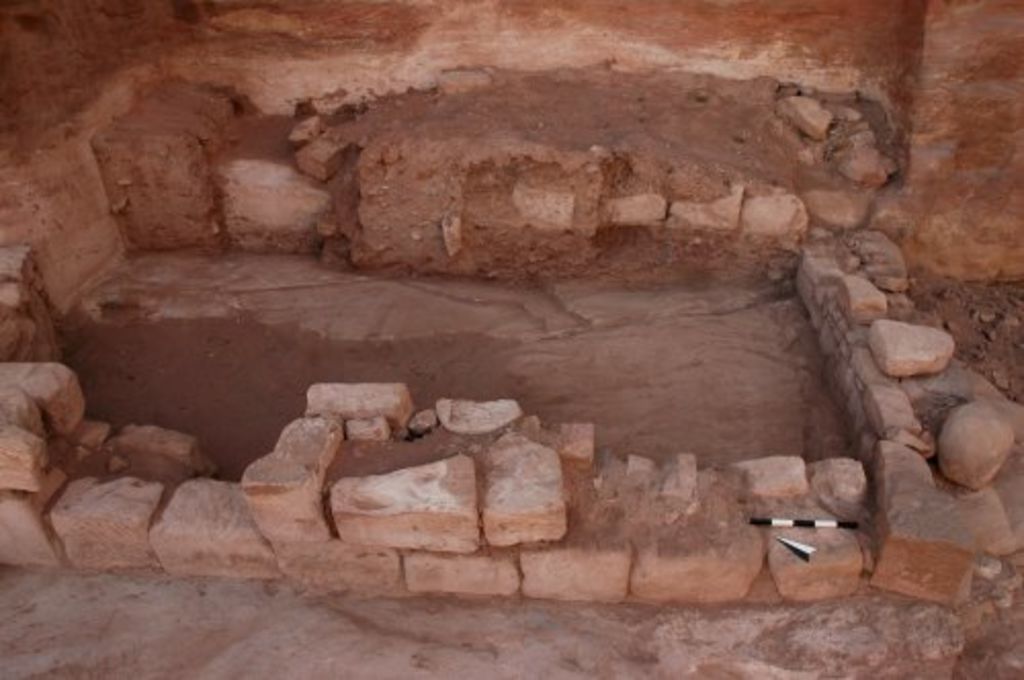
left=241, top=417, right=343, bottom=544
left=769, top=526, right=863, bottom=601
left=659, top=453, right=698, bottom=511
left=149, top=479, right=279, bottom=579
left=0, top=426, right=47, bottom=492
left=740, top=190, right=808, bottom=238
left=345, top=416, right=391, bottom=442
left=106, top=424, right=215, bottom=483
left=668, top=184, right=744, bottom=232
left=512, top=183, right=575, bottom=230
left=295, top=136, right=347, bottom=182
left=288, top=115, right=324, bottom=148
left=435, top=398, right=522, bottom=435
left=276, top=540, right=402, bottom=594
left=408, top=409, right=438, bottom=436
left=938, top=401, right=1015, bottom=490
left=307, top=383, right=414, bottom=428
left=863, top=383, right=921, bottom=437
left=802, top=189, right=872, bottom=230
left=554, top=423, right=594, bottom=466
left=868, top=319, right=955, bottom=378
left=777, top=96, right=834, bottom=140
left=837, top=146, right=895, bottom=188
left=850, top=346, right=890, bottom=388
left=808, top=458, right=867, bottom=518
left=0, top=387, right=44, bottom=437
left=482, top=433, right=566, bottom=547
left=50, top=476, right=163, bottom=570
left=733, top=456, right=809, bottom=499
left=839, top=275, right=888, bottom=324
left=994, top=453, right=1024, bottom=554
left=404, top=551, right=520, bottom=597
left=851, top=230, right=908, bottom=293
left=0, top=362, right=85, bottom=435
left=330, top=454, right=479, bottom=553
left=958, top=488, right=1017, bottom=556
left=520, top=545, right=631, bottom=602
left=0, top=489, right=61, bottom=567
left=606, top=193, right=667, bottom=226
left=70, top=419, right=112, bottom=451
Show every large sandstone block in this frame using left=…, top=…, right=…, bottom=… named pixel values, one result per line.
left=276, top=540, right=401, bottom=594
left=733, top=456, right=808, bottom=499
left=0, top=362, right=85, bottom=435
left=106, top=424, right=215, bottom=483
left=0, top=387, right=44, bottom=436
left=482, top=433, right=566, bottom=547
left=435, top=398, right=523, bottom=435
left=769, top=527, right=863, bottom=601
left=872, top=445, right=974, bottom=604
left=668, top=185, right=744, bottom=231
left=50, top=476, right=163, bottom=570
left=938, top=401, right=1014, bottom=490
left=868, top=319, right=955, bottom=378
left=404, top=552, right=520, bottom=597
left=241, top=417, right=343, bottom=544
left=330, top=455, right=479, bottom=553
left=0, top=489, right=62, bottom=567
left=149, top=479, right=279, bottom=579
left=0, top=425, right=47, bottom=492
left=520, top=545, right=631, bottom=603
left=307, top=383, right=414, bottom=428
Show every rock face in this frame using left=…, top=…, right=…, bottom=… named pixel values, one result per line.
left=482, top=433, right=566, bottom=546
left=938, top=401, right=1015, bottom=490
left=777, top=96, right=834, bottom=140
left=868, top=320, right=955, bottom=378
left=330, top=455, right=479, bottom=553
left=275, top=541, right=401, bottom=594
left=0, top=489, right=61, bottom=567
left=733, top=456, right=808, bottom=499
left=50, top=477, right=163, bottom=570
left=150, top=479, right=279, bottom=579
left=740, top=190, right=808, bottom=238
left=0, top=426, right=47, bottom=492
left=241, top=417, right=343, bottom=544
left=435, top=398, right=523, bottom=435
left=0, top=363, right=85, bottom=435
left=307, top=383, right=414, bottom=429
left=520, top=546, right=631, bottom=602
left=768, top=527, right=863, bottom=601
left=605, top=193, right=667, bottom=226
left=404, top=552, right=520, bottom=597
left=106, top=425, right=215, bottom=483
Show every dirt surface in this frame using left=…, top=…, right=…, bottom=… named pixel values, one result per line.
left=63, top=254, right=849, bottom=481
left=0, top=568, right=971, bottom=679
left=910, top=277, right=1024, bottom=403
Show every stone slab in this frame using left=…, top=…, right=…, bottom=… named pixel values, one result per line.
left=733, top=456, right=809, bottom=499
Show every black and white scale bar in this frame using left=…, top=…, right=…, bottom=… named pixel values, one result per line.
left=749, top=517, right=859, bottom=530
left=777, top=537, right=817, bottom=562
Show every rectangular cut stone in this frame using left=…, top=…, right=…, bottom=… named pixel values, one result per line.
left=107, top=424, right=216, bottom=482
left=555, top=423, right=595, bottom=467
left=330, top=454, right=479, bottom=553
left=868, top=320, right=955, bottom=378
left=512, top=183, right=575, bottom=230
left=769, top=525, right=863, bottom=601
left=307, top=383, right=414, bottom=428
left=50, top=477, right=163, bottom=570
left=0, top=490, right=61, bottom=567
left=0, top=362, right=85, bottom=434
left=0, top=426, right=47, bottom=492
left=404, top=552, right=520, bottom=597
left=520, top=546, right=631, bottom=602
left=668, top=185, right=743, bottom=231
left=150, top=479, right=279, bottom=579
left=242, top=417, right=343, bottom=544
left=276, top=541, right=402, bottom=594
left=863, top=384, right=921, bottom=437
left=732, top=456, right=808, bottom=499
left=839, top=275, right=888, bottom=324
left=482, top=433, right=566, bottom=547
left=872, top=445, right=973, bottom=604
left=345, top=416, right=391, bottom=442
left=606, top=193, right=667, bottom=226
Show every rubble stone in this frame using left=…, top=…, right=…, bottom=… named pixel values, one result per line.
left=668, top=185, right=743, bottom=231
left=839, top=275, right=888, bottom=324
left=50, top=476, right=163, bottom=570
left=0, top=489, right=61, bottom=567
left=405, top=552, right=520, bottom=597
left=938, top=401, right=1015, bottom=490
left=802, top=189, right=872, bottom=229
left=276, top=541, right=401, bottom=594
left=435, top=398, right=522, bottom=435
left=241, top=417, right=343, bottom=544
left=958, top=488, right=1017, bottom=556
left=307, top=383, right=414, bottom=428
left=150, top=479, right=279, bottom=579
left=740, top=190, right=809, bottom=238
left=0, top=387, right=44, bottom=437
left=777, top=96, right=834, bottom=140
left=659, top=453, right=698, bottom=511
left=345, top=416, right=391, bottom=442
left=408, top=409, right=438, bottom=436
left=330, top=454, right=479, bottom=553
left=0, top=426, right=47, bottom=492
left=482, top=433, right=566, bottom=547
left=295, top=136, right=347, bottom=182
left=868, top=319, right=955, bottom=378
left=70, top=419, right=111, bottom=451
left=555, top=423, right=594, bottom=466
left=0, top=362, right=85, bottom=435
left=837, top=146, right=896, bottom=187
left=733, top=456, right=808, bottom=499
left=288, top=115, right=324, bottom=148
left=808, top=458, right=867, bottom=518
left=851, top=230, right=908, bottom=292
left=106, top=424, right=215, bottom=483
left=769, top=527, right=863, bottom=601
left=521, top=545, right=631, bottom=602
left=606, top=193, right=667, bottom=226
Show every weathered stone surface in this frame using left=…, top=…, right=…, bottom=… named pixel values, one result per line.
left=288, top=115, right=324, bottom=148
left=659, top=452, right=698, bottom=511
left=733, top=456, right=808, bottom=499
left=438, top=68, right=493, bottom=95
left=521, top=545, right=631, bottom=602
left=405, top=552, right=520, bottom=597
left=0, top=362, right=85, bottom=435
left=0, top=387, right=44, bottom=437
left=808, top=458, right=867, bottom=518
left=295, top=136, right=347, bottom=182
left=605, top=193, right=667, bottom=226
left=241, top=417, right=343, bottom=544
left=330, top=454, right=479, bottom=553
left=769, top=527, right=863, bottom=601
left=872, top=444, right=974, bottom=604
left=106, top=424, right=215, bottom=483
left=408, top=409, right=438, bottom=436
left=740, top=190, right=809, bottom=238
left=802, top=189, right=872, bottom=229
left=150, top=479, right=279, bottom=579
left=958, top=488, right=1017, bottom=556
left=837, top=146, right=895, bottom=188
left=777, top=96, right=834, bottom=140
left=219, top=159, right=331, bottom=253
left=345, top=416, right=391, bottom=442
left=839, top=275, right=887, bottom=324
left=0, top=426, right=47, bottom=492
left=863, top=383, right=921, bottom=436
left=512, top=183, right=575, bottom=230
left=435, top=398, right=522, bottom=435
left=276, top=540, right=401, bottom=594
left=868, top=320, right=955, bottom=378
left=554, top=422, right=594, bottom=466
left=0, top=489, right=61, bottom=567
left=50, top=476, right=163, bottom=570
left=483, top=433, right=566, bottom=547
left=938, top=401, right=1015, bottom=490
left=307, top=383, right=414, bottom=428
left=668, top=185, right=743, bottom=231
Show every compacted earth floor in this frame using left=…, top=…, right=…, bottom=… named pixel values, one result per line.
left=62, top=253, right=848, bottom=479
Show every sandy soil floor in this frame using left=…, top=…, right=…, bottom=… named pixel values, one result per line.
left=62, top=254, right=848, bottom=479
